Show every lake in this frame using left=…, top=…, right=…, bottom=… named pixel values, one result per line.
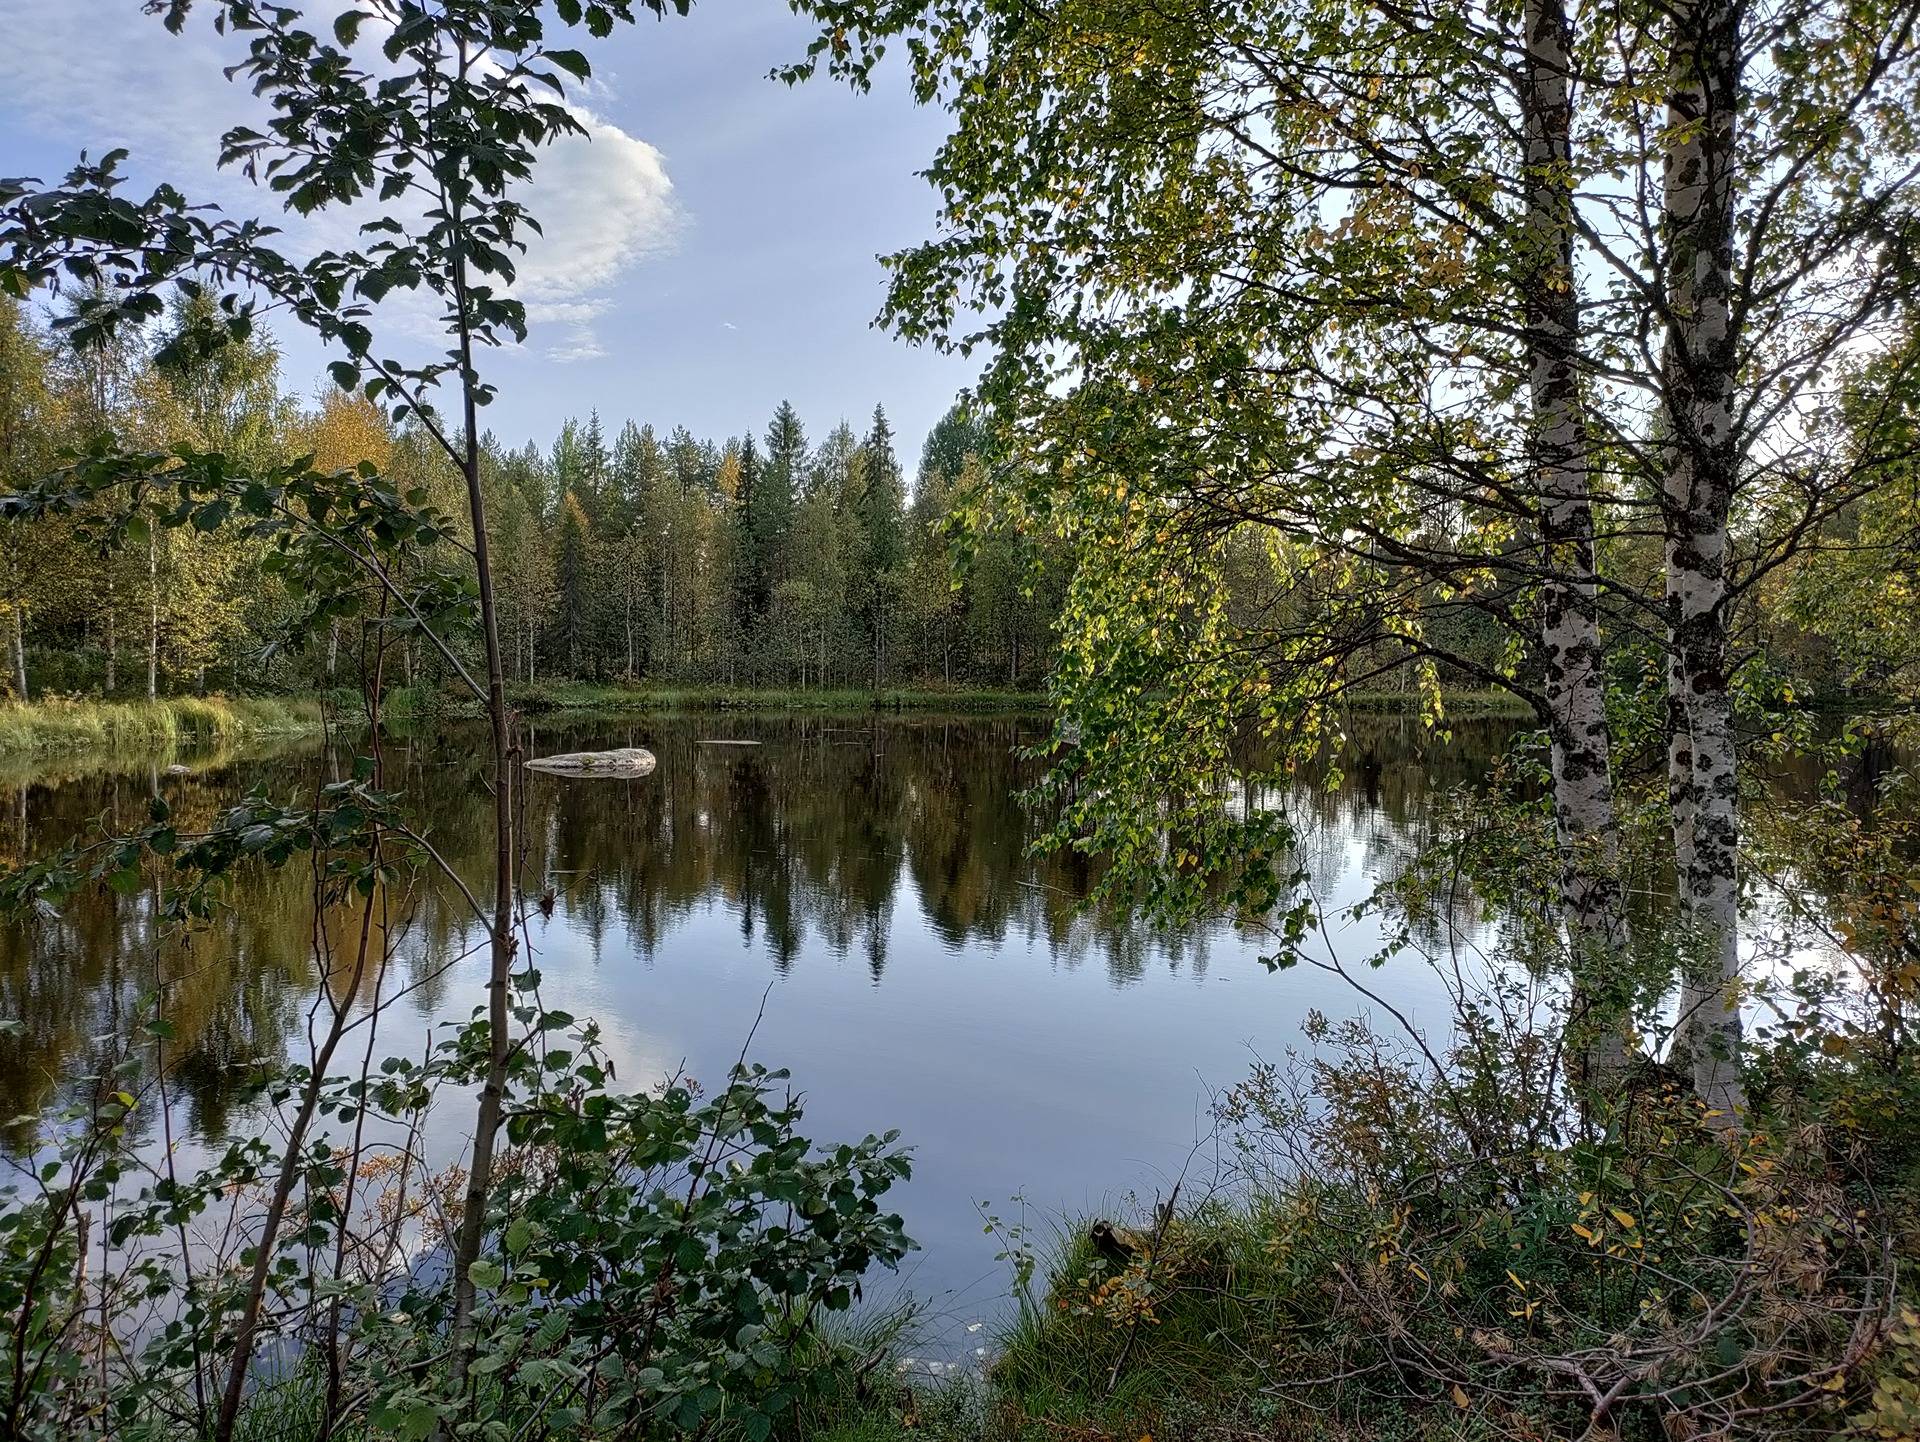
left=0, top=708, right=1524, bottom=1352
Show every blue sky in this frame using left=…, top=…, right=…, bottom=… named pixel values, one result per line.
left=0, top=1, right=977, bottom=467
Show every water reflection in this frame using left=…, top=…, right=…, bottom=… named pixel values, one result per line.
left=1, top=709, right=1520, bottom=1335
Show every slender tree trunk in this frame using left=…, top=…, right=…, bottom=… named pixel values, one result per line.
left=9, top=605, right=26, bottom=701
left=1661, top=0, right=1745, bottom=1122
left=1519, top=0, right=1633, bottom=1085
left=212, top=884, right=381, bottom=1442
left=625, top=549, right=636, bottom=679
left=146, top=532, right=159, bottom=701
left=327, top=619, right=340, bottom=679
left=446, top=227, right=521, bottom=1386
left=104, top=576, right=116, bottom=695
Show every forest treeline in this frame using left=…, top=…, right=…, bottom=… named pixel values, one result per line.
left=7, top=281, right=1901, bottom=718
left=0, top=294, right=1063, bottom=701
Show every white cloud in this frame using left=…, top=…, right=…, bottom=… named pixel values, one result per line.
left=0, top=4, right=235, bottom=171
left=517, top=112, right=679, bottom=362
left=0, top=2, right=678, bottom=370
left=546, top=338, right=610, bottom=366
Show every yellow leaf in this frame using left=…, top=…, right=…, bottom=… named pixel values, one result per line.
left=1451, top=1384, right=1470, bottom=1410
left=1609, top=1208, right=1637, bottom=1229
left=1571, top=1222, right=1596, bottom=1242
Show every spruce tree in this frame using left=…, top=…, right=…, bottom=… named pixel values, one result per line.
left=856, top=404, right=906, bottom=686
left=731, top=433, right=765, bottom=671
left=758, top=400, right=805, bottom=566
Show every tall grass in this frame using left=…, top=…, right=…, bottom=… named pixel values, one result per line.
left=0, top=694, right=329, bottom=755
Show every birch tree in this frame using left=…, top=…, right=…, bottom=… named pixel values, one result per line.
left=791, top=0, right=1920, bottom=1114
left=788, top=0, right=1648, bottom=1053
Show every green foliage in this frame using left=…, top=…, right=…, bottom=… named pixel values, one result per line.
left=0, top=999, right=913, bottom=1442
left=0, top=694, right=324, bottom=754
left=793, top=979, right=1918, bottom=1442
left=0, top=8, right=931, bottom=1442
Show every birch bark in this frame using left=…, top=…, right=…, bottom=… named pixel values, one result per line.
left=1520, top=0, right=1633, bottom=1081
left=1662, top=0, right=1746, bottom=1121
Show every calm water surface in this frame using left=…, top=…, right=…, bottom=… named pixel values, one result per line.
left=1, top=710, right=1514, bottom=1347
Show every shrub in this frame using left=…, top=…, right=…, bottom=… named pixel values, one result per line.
left=0, top=1002, right=913, bottom=1442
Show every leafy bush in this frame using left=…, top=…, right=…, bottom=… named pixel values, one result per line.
left=0, top=999, right=913, bottom=1442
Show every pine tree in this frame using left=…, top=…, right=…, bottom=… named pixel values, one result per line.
left=856, top=404, right=906, bottom=686
left=907, top=413, right=982, bottom=684
left=551, top=416, right=615, bottom=528
left=550, top=491, right=598, bottom=676
left=917, top=403, right=988, bottom=500
left=756, top=401, right=805, bottom=583
left=731, top=434, right=765, bottom=677
left=735, top=405, right=807, bottom=680
left=578, top=411, right=612, bottom=526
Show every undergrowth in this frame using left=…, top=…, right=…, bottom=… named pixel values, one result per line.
left=0, top=694, right=327, bottom=754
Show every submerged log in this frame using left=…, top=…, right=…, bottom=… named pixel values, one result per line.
left=523, top=746, right=656, bottom=777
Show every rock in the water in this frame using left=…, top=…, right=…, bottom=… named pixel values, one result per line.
left=524, top=746, right=656, bottom=777
left=163, top=763, right=193, bottom=776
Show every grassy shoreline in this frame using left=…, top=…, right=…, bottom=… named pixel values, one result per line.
left=0, top=682, right=1531, bottom=759
left=796, top=1207, right=1396, bottom=1442
left=0, top=684, right=1051, bottom=757
left=0, top=694, right=330, bottom=756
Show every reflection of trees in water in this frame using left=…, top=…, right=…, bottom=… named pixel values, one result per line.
left=2, top=712, right=1523, bottom=1145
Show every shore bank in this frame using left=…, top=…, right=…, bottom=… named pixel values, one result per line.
left=0, top=683, right=1534, bottom=758
left=0, top=695, right=330, bottom=755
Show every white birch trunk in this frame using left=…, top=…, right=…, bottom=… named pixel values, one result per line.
left=1521, top=0, right=1633, bottom=1082
left=146, top=531, right=159, bottom=701
left=1662, top=0, right=1745, bottom=1122
left=105, top=575, right=116, bottom=694
left=9, top=605, right=26, bottom=700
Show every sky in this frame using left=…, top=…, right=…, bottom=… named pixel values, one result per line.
left=0, top=1, right=979, bottom=468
